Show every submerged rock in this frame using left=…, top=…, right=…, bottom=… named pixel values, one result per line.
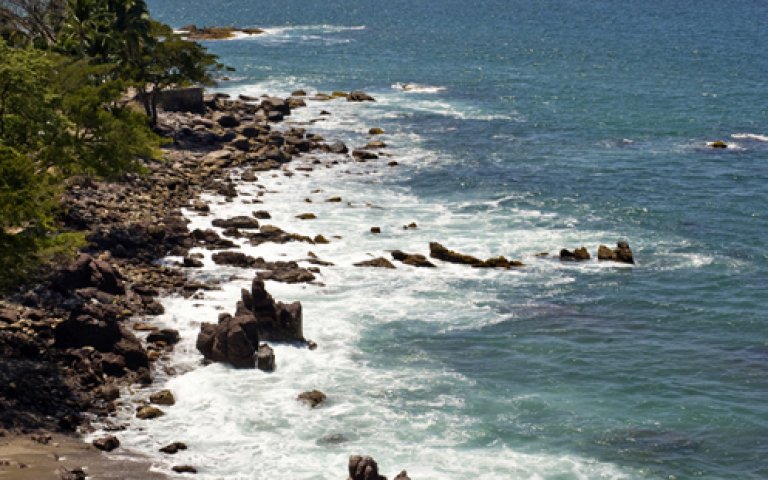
left=429, top=242, right=483, bottom=266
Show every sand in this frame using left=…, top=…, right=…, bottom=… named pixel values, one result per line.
left=0, top=433, right=168, bottom=479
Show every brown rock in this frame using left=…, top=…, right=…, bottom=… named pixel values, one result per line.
left=256, top=344, right=275, bottom=372
left=136, top=406, right=164, bottom=419
left=149, top=389, right=175, bottom=406
left=212, top=216, right=260, bottom=229
left=347, top=91, right=376, bottom=102
left=354, top=257, right=396, bottom=269
left=296, top=213, right=317, bottom=220
left=391, top=250, right=436, bottom=268
left=368, top=127, right=385, bottom=135
left=297, top=390, right=326, bottom=408
left=92, top=435, right=120, bottom=452
left=429, top=242, right=482, bottom=266
left=347, top=456, right=386, bottom=480
left=560, top=247, right=591, bottom=261
left=597, top=241, right=635, bottom=264
left=326, top=196, right=342, bottom=202
left=370, top=227, right=381, bottom=234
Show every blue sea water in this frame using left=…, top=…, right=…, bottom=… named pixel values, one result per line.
left=133, top=1, right=767, bottom=478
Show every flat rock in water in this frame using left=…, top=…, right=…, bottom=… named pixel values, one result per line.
left=354, top=257, right=396, bottom=269
left=160, top=442, right=188, bottom=454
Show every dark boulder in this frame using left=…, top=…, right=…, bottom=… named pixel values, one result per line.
left=92, top=435, right=120, bottom=452
left=172, top=465, right=197, bottom=474
left=347, top=91, right=376, bottom=102
left=212, top=216, right=260, bottom=229
left=160, top=442, right=188, bottom=454
left=195, top=313, right=261, bottom=368
left=149, top=389, right=175, bottom=406
left=394, top=471, right=411, bottom=480
left=54, top=254, right=125, bottom=295
left=212, top=251, right=261, bottom=268
left=352, top=149, right=378, bottom=160
left=146, top=328, right=181, bottom=346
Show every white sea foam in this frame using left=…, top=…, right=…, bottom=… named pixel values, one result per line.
left=731, top=132, right=768, bottom=142
left=391, top=82, right=447, bottom=94
left=88, top=81, right=662, bottom=479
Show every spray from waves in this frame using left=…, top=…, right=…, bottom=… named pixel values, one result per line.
left=391, top=82, right=447, bottom=94
left=96, top=157, right=639, bottom=479
left=730, top=132, right=768, bottom=142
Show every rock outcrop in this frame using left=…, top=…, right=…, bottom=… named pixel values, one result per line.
left=597, top=241, right=635, bottom=264
left=196, top=278, right=303, bottom=368
left=560, top=247, right=591, bottom=261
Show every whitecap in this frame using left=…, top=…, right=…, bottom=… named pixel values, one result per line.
left=391, top=82, right=447, bottom=94
left=731, top=132, right=768, bottom=142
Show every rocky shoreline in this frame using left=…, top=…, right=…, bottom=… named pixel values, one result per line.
left=0, top=85, right=635, bottom=478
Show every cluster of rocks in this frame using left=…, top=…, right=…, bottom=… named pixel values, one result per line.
left=196, top=278, right=303, bottom=369
left=559, top=241, right=635, bottom=264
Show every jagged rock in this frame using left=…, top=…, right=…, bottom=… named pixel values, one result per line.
left=597, top=241, right=635, bottom=264
left=347, top=456, right=386, bottom=480
left=354, top=257, right=396, bottom=269
left=92, top=435, right=120, bottom=452
left=212, top=216, right=260, bottom=229
left=297, top=390, right=326, bottom=408
left=429, top=242, right=483, bottom=266
left=256, top=344, right=275, bottom=371
left=149, top=390, right=175, bottom=406
left=391, top=250, right=435, bottom=268
left=313, top=235, right=329, bottom=244
left=136, top=405, right=164, bottom=419
left=196, top=278, right=303, bottom=367
left=347, top=91, right=376, bottom=102
left=560, top=247, right=591, bottom=261
left=160, top=442, right=188, bottom=454
left=246, top=225, right=314, bottom=246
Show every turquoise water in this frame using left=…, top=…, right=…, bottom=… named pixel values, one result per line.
left=143, top=1, right=767, bottom=478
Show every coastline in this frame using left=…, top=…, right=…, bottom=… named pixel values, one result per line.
left=0, top=89, right=377, bottom=477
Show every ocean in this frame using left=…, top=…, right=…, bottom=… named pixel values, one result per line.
left=112, top=1, right=768, bottom=478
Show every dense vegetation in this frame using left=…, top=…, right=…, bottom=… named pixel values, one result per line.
left=0, top=0, right=221, bottom=290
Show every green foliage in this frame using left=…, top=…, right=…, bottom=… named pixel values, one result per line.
left=0, top=1, right=225, bottom=289
left=0, top=230, right=86, bottom=292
